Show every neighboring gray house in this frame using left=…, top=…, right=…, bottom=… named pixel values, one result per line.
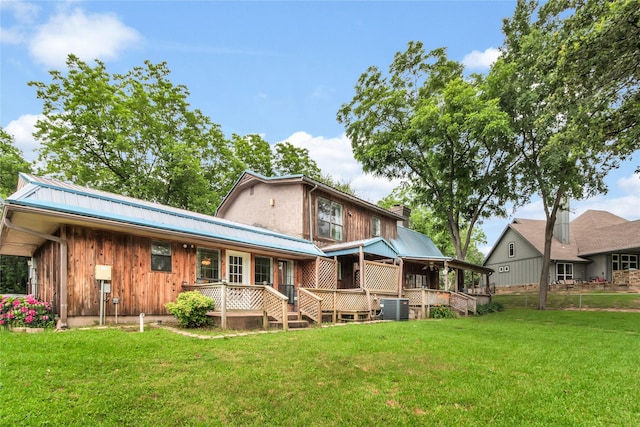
left=484, top=210, right=640, bottom=287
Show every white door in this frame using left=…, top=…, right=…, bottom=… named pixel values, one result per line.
left=227, top=250, right=251, bottom=285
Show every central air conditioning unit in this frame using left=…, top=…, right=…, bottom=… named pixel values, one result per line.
left=380, top=298, right=409, bottom=321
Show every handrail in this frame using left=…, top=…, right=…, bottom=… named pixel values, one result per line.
left=263, top=285, right=289, bottom=331
left=298, top=288, right=323, bottom=325
left=450, top=291, right=477, bottom=315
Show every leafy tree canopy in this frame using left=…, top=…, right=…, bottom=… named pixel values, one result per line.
left=0, top=129, right=31, bottom=293
left=490, top=0, right=640, bottom=309
left=338, top=42, right=518, bottom=261
left=378, top=188, right=487, bottom=266
left=29, top=55, right=242, bottom=215
left=0, top=128, right=32, bottom=199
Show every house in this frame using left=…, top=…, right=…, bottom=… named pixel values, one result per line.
left=483, top=210, right=640, bottom=289
left=0, top=172, right=492, bottom=329
left=217, top=171, right=493, bottom=294
left=0, top=174, right=324, bottom=328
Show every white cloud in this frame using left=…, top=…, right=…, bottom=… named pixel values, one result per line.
left=29, top=8, right=142, bottom=67
left=5, top=114, right=42, bottom=162
left=0, top=0, right=40, bottom=45
left=279, top=131, right=401, bottom=203
left=462, top=47, right=501, bottom=70
left=1, top=0, right=40, bottom=24
left=617, top=172, right=640, bottom=196
left=0, top=27, right=25, bottom=44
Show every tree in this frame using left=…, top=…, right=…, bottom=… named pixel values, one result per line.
left=272, top=142, right=322, bottom=178
left=378, top=189, right=487, bottom=265
left=490, top=0, right=640, bottom=309
left=231, top=134, right=275, bottom=177
left=0, top=129, right=31, bottom=293
left=0, top=128, right=31, bottom=198
left=29, top=55, right=240, bottom=215
left=337, top=41, right=518, bottom=261
left=231, top=134, right=326, bottom=182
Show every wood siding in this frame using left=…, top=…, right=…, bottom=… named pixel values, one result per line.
left=311, top=190, right=397, bottom=247
left=33, top=225, right=310, bottom=318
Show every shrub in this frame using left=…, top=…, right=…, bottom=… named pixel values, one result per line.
left=165, top=291, right=215, bottom=328
left=430, top=305, right=456, bottom=319
left=477, top=301, right=505, bottom=315
left=1, top=294, right=56, bottom=329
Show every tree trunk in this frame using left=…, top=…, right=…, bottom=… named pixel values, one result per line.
left=538, top=219, right=555, bottom=310
left=538, top=192, right=563, bottom=310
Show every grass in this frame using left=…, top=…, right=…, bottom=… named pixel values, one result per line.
left=2, top=310, right=639, bottom=426
left=493, top=290, right=640, bottom=310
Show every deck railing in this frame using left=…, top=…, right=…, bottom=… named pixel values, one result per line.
left=300, top=288, right=397, bottom=322
left=183, top=283, right=288, bottom=330
left=450, top=292, right=477, bottom=316
left=298, top=288, right=323, bottom=324
left=403, top=288, right=451, bottom=318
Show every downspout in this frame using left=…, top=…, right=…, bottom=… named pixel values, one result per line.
left=308, top=184, right=318, bottom=241
left=3, top=217, right=68, bottom=329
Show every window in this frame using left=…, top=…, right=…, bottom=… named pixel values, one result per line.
left=372, top=216, right=381, bottom=237
left=613, top=254, right=638, bottom=271
left=317, top=197, right=343, bottom=240
left=508, top=242, right=515, bottom=258
left=197, top=248, right=220, bottom=282
left=255, top=256, right=273, bottom=285
left=557, top=263, right=573, bottom=281
left=151, top=241, right=172, bottom=272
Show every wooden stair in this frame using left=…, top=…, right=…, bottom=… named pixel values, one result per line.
left=268, top=312, right=309, bottom=330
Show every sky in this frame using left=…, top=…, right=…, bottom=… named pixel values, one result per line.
left=1, top=0, right=639, bottom=255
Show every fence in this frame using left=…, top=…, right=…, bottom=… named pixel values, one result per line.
left=493, top=292, right=640, bottom=310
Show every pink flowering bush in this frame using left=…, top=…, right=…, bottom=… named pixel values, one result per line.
left=0, top=295, right=55, bottom=328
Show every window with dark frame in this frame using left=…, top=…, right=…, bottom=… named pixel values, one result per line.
left=372, top=216, right=381, bottom=237
left=556, top=263, right=573, bottom=281
left=197, top=248, right=220, bottom=282
left=151, top=241, right=172, bottom=272
left=317, top=197, right=343, bottom=240
left=254, top=256, right=272, bottom=285
left=613, top=254, right=638, bottom=270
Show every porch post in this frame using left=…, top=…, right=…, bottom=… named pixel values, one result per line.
left=359, top=245, right=364, bottom=289
left=221, top=283, right=227, bottom=330
left=444, top=260, right=449, bottom=291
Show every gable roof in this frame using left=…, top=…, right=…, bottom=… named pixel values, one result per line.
left=0, top=174, right=324, bottom=258
left=509, top=218, right=584, bottom=262
left=484, top=209, right=640, bottom=263
left=216, top=170, right=405, bottom=220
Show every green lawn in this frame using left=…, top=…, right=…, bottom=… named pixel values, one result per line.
left=2, top=310, right=639, bottom=426
left=493, top=290, right=640, bottom=310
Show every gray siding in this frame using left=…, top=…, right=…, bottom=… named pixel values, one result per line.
left=485, top=228, right=543, bottom=286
